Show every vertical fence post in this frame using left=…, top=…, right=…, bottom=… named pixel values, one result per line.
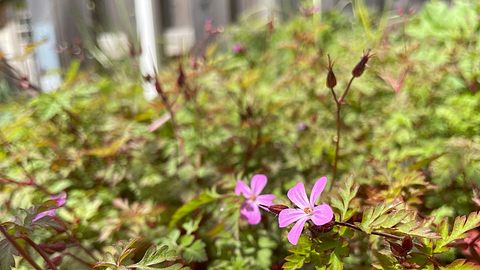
left=135, top=0, right=160, bottom=100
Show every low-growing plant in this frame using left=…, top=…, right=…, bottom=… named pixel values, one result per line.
left=1, top=0, right=480, bottom=269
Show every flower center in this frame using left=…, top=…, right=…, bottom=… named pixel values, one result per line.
left=249, top=195, right=256, bottom=201
left=304, top=207, right=313, bottom=215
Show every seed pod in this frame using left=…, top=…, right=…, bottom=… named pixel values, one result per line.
left=326, top=55, right=337, bottom=88
left=177, top=64, right=186, bottom=88
left=309, top=217, right=335, bottom=234
left=50, top=256, right=62, bottom=268
left=389, top=241, right=408, bottom=257
left=38, top=242, right=67, bottom=254
left=352, top=49, right=372, bottom=78
left=267, top=204, right=289, bottom=214
left=402, top=235, right=413, bottom=252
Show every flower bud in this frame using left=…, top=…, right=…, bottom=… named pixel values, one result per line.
left=401, top=235, right=413, bottom=252
left=267, top=204, right=289, bottom=214
left=389, top=241, right=407, bottom=257
left=309, top=217, right=335, bottom=234
left=232, top=43, right=246, bottom=54
left=326, top=55, right=337, bottom=88
left=177, top=64, right=186, bottom=88
left=352, top=49, right=372, bottom=78
left=38, top=242, right=67, bottom=254
left=389, top=236, right=413, bottom=258
left=50, top=256, right=62, bottom=268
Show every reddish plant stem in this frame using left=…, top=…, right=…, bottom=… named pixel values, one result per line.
left=329, top=76, right=355, bottom=183
left=0, top=175, right=50, bottom=194
left=22, top=236, right=59, bottom=270
left=333, top=100, right=341, bottom=182
left=339, top=76, right=355, bottom=103
left=0, top=176, right=31, bottom=186
left=0, top=225, right=43, bottom=270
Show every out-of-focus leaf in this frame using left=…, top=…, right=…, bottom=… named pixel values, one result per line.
left=0, top=239, right=15, bottom=270
left=182, top=240, right=207, bottom=263
left=169, top=189, right=221, bottom=227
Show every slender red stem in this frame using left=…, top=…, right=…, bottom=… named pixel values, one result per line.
left=340, top=76, right=355, bottom=103
left=22, top=236, right=59, bottom=270
left=0, top=225, right=43, bottom=270
left=329, top=76, right=356, bottom=183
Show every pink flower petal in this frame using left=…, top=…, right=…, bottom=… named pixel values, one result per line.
left=33, top=209, right=57, bottom=222
left=240, top=201, right=261, bottom=224
left=311, top=204, right=334, bottom=226
left=51, top=192, right=67, bottom=207
left=251, top=174, right=267, bottom=195
left=235, top=180, right=252, bottom=198
left=256, top=194, right=275, bottom=206
left=287, top=217, right=308, bottom=245
left=278, top=208, right=306, bottom=228
left=309, top=177, right=327, bottom=206
left=287, top=182, right=310, bottom=209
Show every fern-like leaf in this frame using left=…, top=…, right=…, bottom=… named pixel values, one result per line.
left=434, top=211, right=480, bottom=253
left=330, top=176, right=359, bottom=222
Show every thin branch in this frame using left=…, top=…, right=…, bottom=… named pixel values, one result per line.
left=332, top=97, right=341, bottom=181
left=0, top=225, right=43, bottom=270
left=328, top=75, right=356, bottom=183
left=22, top=236, right=59, bottom=270
left=340, top=76, right=356, bottom=103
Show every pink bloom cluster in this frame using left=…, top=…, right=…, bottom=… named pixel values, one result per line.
left=235, top=175, right=334, bottom=245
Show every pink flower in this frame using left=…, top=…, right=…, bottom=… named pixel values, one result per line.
left=33, top=192, right=67, bottom=222
left=235, top=174, right=275, bottom=225
left=279, top=177, right=334, bottom=245
left=232, top=43, right=246, bottom=54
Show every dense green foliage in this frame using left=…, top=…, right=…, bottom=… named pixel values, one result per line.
left=1, top=1, right=480, bottom=269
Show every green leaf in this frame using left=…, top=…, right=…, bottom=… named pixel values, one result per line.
left=169, top=189, right=221, bottom=227
left=283, top=254, right=306, bottom=270
left=0, top=239, right=15, bottom=270
left=327, top=251, right=343, bottom=270
left=373, top=251, right=402, bottom=270
left=359, top=203, right=400, bottom=233
left=85, top=136, right=129, bottom=157
left=134, top=245, right=178, bottom=267
left=93, top=261, right=117, bottom=269
left=131, top=263, right=187, bottom=270
left=64, top=60, right=81, bottom=85
left=359, top=203, right=438, bottom=239
left=441, top=259, right=479, bottom=270
left=331, top=176, right=359, bottom=222
left=395, top=219, right=439, bottom=239
left=434, top=211, right=480, bottom=253
left=182, top=240, right=207, bottom=263
left=118, top=238, right=141, bottom=264
left=179, top=235, right=194, bottom=247
left=282, top=236, right=312, bottom=270
left=181, top=217, right=201, bottom=235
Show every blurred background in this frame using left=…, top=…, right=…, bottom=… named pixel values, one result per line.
left=2, top=0, right=480, bottom=268
left=0, top=0, right=426, bottom=97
